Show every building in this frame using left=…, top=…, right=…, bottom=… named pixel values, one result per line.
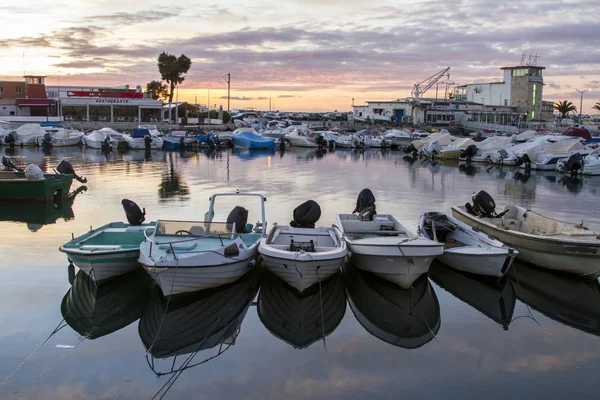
left=46, top=84, right=163, bottom=123
left=0, top=76, right=55, bottom=118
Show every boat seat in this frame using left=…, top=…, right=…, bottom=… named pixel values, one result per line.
left=189, top=226, right=205, bottom=235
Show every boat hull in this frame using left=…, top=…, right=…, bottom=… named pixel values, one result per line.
left=261, top=254, right=345, bottom=292
left=0, top=172, right=73, bottom=201
left=65, top=250, right=141, bottom=283
left=285, top=136, right=318, bottom=148
left=439, top=249, right=516, bottom=278
left=142, top=257, right=256, bottom=296
left=350, top=252, right=437, bottom=289
left=451, top=206, right=600, bottom=278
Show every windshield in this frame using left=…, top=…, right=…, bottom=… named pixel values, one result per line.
left=155, top=220, right=236, bottom=236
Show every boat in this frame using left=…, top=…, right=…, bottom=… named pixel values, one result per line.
left=138, top=124, right=162, bottom=137
left=344, top=262, right=440, bottom=349
left=383, top=129, right=414, bottom=148
left=162, top=130, right=195, bottom=150
left=511, top=130, right=537, bottom=143
left=2, top=123, right=46, bottom=146
left=355, top=130, right=390, bottom=148
left=488, top=135, right=571, bottom=166
left=259, top=200, right=347, bottom=292
left=138, top=191, right=266, bottom=296
left=0, top=157, right=82, bottom=201
left=452, top=190, right=600, bottom=278
left=517, top=139, right=590, bottom=170
left=463, top=136, right=514, bottom=163
left=231, top=128, right=276, bottom=150
left=335, top=189, right=444, bottom=289
left=83, top=129, right=117, bottom=150
left=61, top=269, right=153, bottom=339
left=0, top=120, right=12, bottom=144
left=418, top=211, right=517, bottom=278
left=257, top=270, right=346, bottom=349
left=37, top=127, right=84, bottom=147
left=123, top=128, right=163, bottom=150
left=138, top=268, right=259, bottom=377
left=60, top=199, right=155, bottom=283
left=438, top=137, right=477, bottom=160
left=335, top=133, right=359, bottom=148
left=429, top=262, right=515, bottom=330
left=509, top=263, right=600, bottom=336
left=557, top=147, right=600, bottom=176
left=409, top=131, right=454, bottom=153
left=284, top=127, right=319, bottom=148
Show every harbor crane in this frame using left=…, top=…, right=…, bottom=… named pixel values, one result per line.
left=411, top=67, right=451, bottom=103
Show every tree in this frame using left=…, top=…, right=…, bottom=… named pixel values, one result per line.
left=157, top=52, right=192, bottom=103
left=554, top=100, right=577, bottom=118
left=145, top=80, right=169, bottom=100
left=593, top=102, right=600, bottom=111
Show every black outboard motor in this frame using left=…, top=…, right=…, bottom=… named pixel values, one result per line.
left=5, top=131, right=16, bottom=147
left=290, top=200, right=321, bottom=228
left=179, top=136, right=186, bottom=149
left=460, top=144, right=477, bottom=163
left=564, top=153, right=584, bottom=176
left=121, top=199, right=146, bottom=225
left=515, top=154, right=532, bottom=168
left=353, top=188, right=376, bottom=221
left=404, top=143, right=418, bottom=157
left=144, top=135, right=153, bottom=150
left=1, top=156, right=22, bottom=171
left=102, top=136, right=112, bottom=152
left=465, top=190, right=507, bottom=218
left=42, top=132, right=53, bottom=148
left=227, top=206, right=249, bottom=233
left=315, top=135, right=327, bottom=149
left=56, top=160, right=87, bottom=183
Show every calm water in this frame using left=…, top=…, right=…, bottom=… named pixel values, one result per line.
left=1, top=146, right=600, bottom=400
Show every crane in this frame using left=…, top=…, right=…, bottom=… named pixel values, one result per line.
left=411, top=67, right=451, bottom=103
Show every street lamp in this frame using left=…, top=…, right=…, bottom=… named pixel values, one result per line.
left=223, top=73, right=231, bottom=113
left=574, top=88, right=590, bottom=123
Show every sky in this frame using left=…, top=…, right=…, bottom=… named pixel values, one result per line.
left=0, top=0, right=599, bottom=112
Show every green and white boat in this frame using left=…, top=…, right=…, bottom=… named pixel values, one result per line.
left=60, top=200, right=155, bottom=283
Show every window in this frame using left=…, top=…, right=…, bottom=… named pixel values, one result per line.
left=0, top=86, right=3, bottom=93
left=16, top=87, right=22, bottom=93
left=504, top=99, right=508, bottom=106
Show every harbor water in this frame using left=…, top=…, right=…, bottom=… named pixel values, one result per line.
left=1, top=146, right=599, bottom=399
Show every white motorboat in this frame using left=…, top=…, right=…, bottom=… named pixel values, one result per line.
left=582, top=148, right=600, bottom=175
left=284, top=127, right=318, bottom=148
left=138, top=192, right=266, bottom=296
left=409, top=131, right=454, bottom=152
left=138, top=124, right=161, bottom=137
left=465, top=136, right=514, bottom=163
left=3, top=123, right=46, bottom=146
left=259, top=201, right=347, bottom=292
left=517, top=139, right=590, bottom=170
left=0, top=120, right=12, bottom=144
left=38, top=127, right=84, bottom=147
left=419, top=212, right=517, bottom=278
left=488, top=135, right=562, bottom=165
left=335, top=133, right=359, bottom=148
left=439, top=137, right=477, bottom=160
left=452, top=190, right=600, bottom=279
left=335, top=190, right=444, bottom=289
left=344, top=263, right=440, bottom=349
left=383, top=129, right=414, bottom=148
left=511, top=130, right=537, bottom=143
left=123, top=127, right=163, bottom=150
left=355, top=130, right=390, bottom=148
left=83, top=129, right=118, bottom=149
left=257, top=270, right=346, bottom=349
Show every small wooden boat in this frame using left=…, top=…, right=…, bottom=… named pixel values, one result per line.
left=257, top=270, right=346, bottom=349
left=429, top=262, right=515, bottom=330
left=138, top=191, right=266, bottom=296
left=344, top=263, right=440, bottom=349
left=336, top=189, right=443, bottom=289
left=60, top=199, right=154, bottom=283
left=419, top=212, right=517, bottom=278
left=61, top=269, right=153, bottom=339
left=509, top=263, right=600, bottom=336
left=259, top=200, right=347, bottom=292
left=452, top=190, right=600, bottom=279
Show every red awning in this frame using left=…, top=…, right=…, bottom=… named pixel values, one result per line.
left=15, top=98, right=55, bottom=107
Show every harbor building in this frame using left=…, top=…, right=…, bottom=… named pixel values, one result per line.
left=0, top=76, right=55, bottom=119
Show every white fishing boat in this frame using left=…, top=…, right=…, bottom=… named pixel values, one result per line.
left=259, top=200, right=347, bottom=292
left=83, top=129, right=118, bottom=149
left=517, top=139, right=590, bottom=170
left=419, top=212, right=517, bottom=278
left=284, top=127, right=318, bottom=148
left=511, top=130, right=537, bottom=143
left=335, top=133, right=359, bottom=148
left=60, top=200, right=155, bottom=283
left=38, top=127, right=84, bottom=147
left=138, top=191, right=266, bottom=296
left=335, top=189, right=444, bottom=289
left=452, top=191, right=600, bottom=279
left=438, top=137, right=477, bottom=160
left=123, top=127, right=163, bottom=150
left=3, top=123, right=46, bottom=146
left=355, top=130, right=389, bottom=148
left=557, top=147, right=600, bottom=176
left=464, top=136, right=514, bottom=163
left=489, top=135, right=572, bottom=165
left=383, top=129, right=415, bottom=148
left=408, top=131, right=454, bottom=154
left=582, top=148, right=600, bottom=175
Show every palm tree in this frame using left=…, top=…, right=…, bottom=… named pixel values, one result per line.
left=593, top=102, right=600, bottom=112
left=554, top=100, right=577, bottom=118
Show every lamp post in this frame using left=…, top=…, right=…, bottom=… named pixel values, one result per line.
left=574, top=88, right=590, bottom=123
left=223, top=73, right=231, bottom=113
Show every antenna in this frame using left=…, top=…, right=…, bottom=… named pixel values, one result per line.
left=22, top=52, right=25, bottom=76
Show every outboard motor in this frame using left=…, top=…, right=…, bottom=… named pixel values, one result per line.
left=4, top=131, right=16, bottom=147
left=179, top=136, right=186, bottom=149
left=465, top=190, right=507, bottom=218
left=42, top=132, right=53, bottom=148
left=563, top=153, right=584, bottom=176
left=353, top=188, right=376, bottom=221
left=56, top=160, right=87, bottom=183
left=290, top=200, right=321, bottom=228
left=1, top=156, right=22, bottom=171
left=316, top=134, right=327, bottom=149
left=121, top=199, right=146, bottom=226
left=460, top=144, right=478, bottom=163
left=227, top=206, right=249, bottom=233
left=515, top=154, right=532, bottom=168
left=404, top=143, right=418, bottom=157
left=144, top=135, right=153, bottom=150
left=102, top=136, right=112, bottom=151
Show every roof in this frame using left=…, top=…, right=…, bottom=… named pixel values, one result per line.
left=15, top=98, right=55, bottom=106
left=500, top=66, right=545, bottom=70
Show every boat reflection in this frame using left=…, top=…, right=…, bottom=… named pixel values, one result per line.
left=282, top=147, right=327, bottom=161
left=138, top=268, right=260, bottom=377
left=509, top=263, right=600, bottom=336
left=231, top=147, right=276, bottom=161
left=429, top=262, right=515, bottom=330
left=344, top=263, right=440, bottom=349
left=0, top=185, right=86, bottom=231
left=158, top=154, right=190, bottom=201
left=257, top=270, right=346, bottom=349
left=61, top=269, right=152, bottom=339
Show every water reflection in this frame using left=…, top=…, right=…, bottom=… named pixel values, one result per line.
left=344, top=263, right=440, bottom=349
left=257, top=270, right=346, bottom=349
left=429, top=262, right=515, bottom=330
left=158, top=153, right=190, bottom=201
left=231, top=147, right=276, bottom=161
left=0, top=185, right=86, bottom=231
left=138, top=268, right=259, bottom=375
left=61, top=269, right=152, bottom=339
left=510, top=263, right=600, bottom=337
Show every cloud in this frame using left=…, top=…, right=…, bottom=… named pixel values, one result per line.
left=547, top=82, right=562, bottom=90
left=277, top=95, right=298, bottom=98
left=84, top=9, right=182, bottom=24
left=219, top=96, right=254, bottom=101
